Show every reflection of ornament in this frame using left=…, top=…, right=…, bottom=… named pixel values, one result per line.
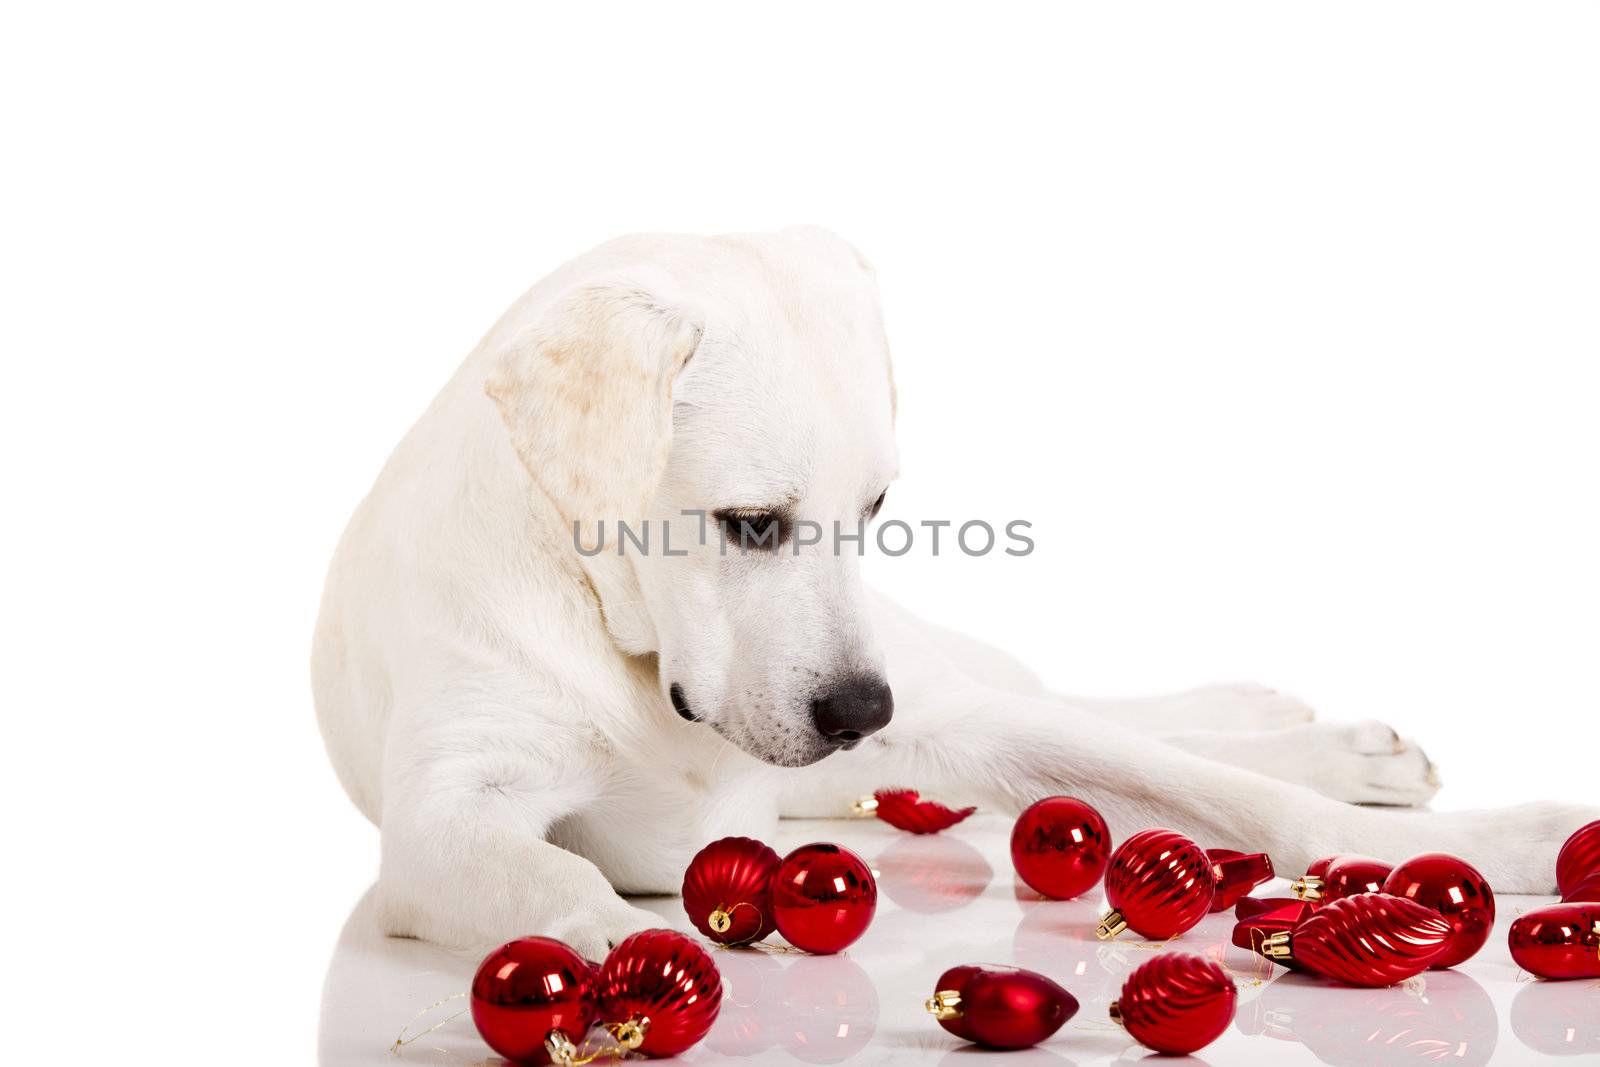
left=1564, top=869, right=1600, bottom=903
left=1110, top=953, right=1236, bottom=1055
left=874, top=833, right=992, bottom=913
left=1238, top=967, right=1500, bottom=1067
left=1247, top=894, right=1452, bottom=986
left=772, top=843, right=877, bottom=954
left=1382, top=853, right=1495, bottom=968
left=1557, top=820, right=1600, bottom=900
left=1009, top=795, right=1111, bottom=900
left=681, top=836, right=781, bottom=945
left=777, top=954, right=880, bottom=1063
left=1207, top=848, right=1274, bottom=912
left=595, top=929, right=721, bottom=1057
left=927, top=964, right=1078, bottom=1050
left=1098, top=828, right=1214, bottom=940
left=851, top=787, right=975, bottom=833
left=469, top=936, right=598, bottom=1065
left=701, top=950, right=783, bottom=1058
left=1010, top=898, right=1127, bottom=1005
left=1291, top=854, right=1390, bottom=904
left=1508, top=902, right=1600, bottom=980
left=1511, top=977, right=1600, bottom=1057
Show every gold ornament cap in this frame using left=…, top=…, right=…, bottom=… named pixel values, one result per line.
left=925, top=989, right=963, bottom=1020
left=1259, top=931, right=1294, bottom=960
left=850, top=796, right=880, bottom=816
left=614, top=1016, right=649, bottom=1050
left=1291, top=875, right=1324, bottom=902
left=1096, top=909, right=1128, bottom=940
left=709, top=909, right=733, bottom=934
left=1107, top=999, right=1122, bottom=1024
left=544, top=1031, right=579, bottom=1066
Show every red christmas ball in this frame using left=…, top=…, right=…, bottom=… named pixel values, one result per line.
left=1252, top=893, right=1454, bottom=986
left=771, top=843, right=877, bottom=954
left=1206, top=848, right=1274, bottom=912
left=681, top=836, right=781, bottom=945
left=1383, top=853, right=1496, bottom=969
left=1317, top=855, right=1394, bottom=905
left=595, top=929, right=721, bottom=1057
left=1098, top=828, right=1215, bottom=940
left=470, top=936, right=598, bottom=1065
left=857, top=787, right=976, bottom=834
left=1111, top=953, right=1236, bottom=1055
left=1009, top=796, right=1111, bottom=900
left=1564, top=869, right=1600, bottom=903
left=927, top=964, right=1078, bottom=1050
left=1556, top=820, right=1600, bottom=899
left=1508, top=902, right=1600, bottom=980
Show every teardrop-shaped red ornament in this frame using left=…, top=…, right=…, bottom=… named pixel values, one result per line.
left=854, top=787, right=976, bottom=834
left=1098, top=828, right=1215, bottom=940
left=469, top=936, right=598, bottom=1065
left=1250, top=893, right=1454, bottom=986
left=1556, top=820, right=1600, bottom=899
left=1111, top=953, right=1236, bottom=1055
left=595, top=929, right=722, bottom=1058
left=926, top=964, right=1078, bottom=1050
left=1508, top=902, right=1600, bottom=980
left=1206, top=848, right=1274, bottom=912
left=681, top=836, right=781, bottom=945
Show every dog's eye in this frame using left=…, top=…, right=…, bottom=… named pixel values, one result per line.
left=714, top=508, right=784, bottom=550
left=868, top=490, right=887, bottom=520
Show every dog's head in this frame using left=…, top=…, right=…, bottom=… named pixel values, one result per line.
left=488, top=228, right=898, bottom=766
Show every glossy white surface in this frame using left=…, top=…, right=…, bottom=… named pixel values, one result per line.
left=320, top=815, right=1597, bottom=1065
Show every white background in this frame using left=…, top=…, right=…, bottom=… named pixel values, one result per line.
left=4, top=2, right=1596, bottom=1061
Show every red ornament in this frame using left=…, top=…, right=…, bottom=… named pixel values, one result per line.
left=470, top=936, right=598, bottom=1065
left=927, top=964, right=1078, bottom=1050
left=1564, top=869, right=1600, bottom=903
left=1110, top=953, right=1236, bottom=1055
left=1207, top=848, right=1274, bottom=912
left=681, top=836, right=781, bottom=945
left=1508, top=902, right=1600, bottom=980
left=1382, top=853, right=1496, bottom=969
left=1235, top=894, right=1299, bottom=921
left=595, top=929, right=721, bottom=1058
left=853, top=787, right=976, bottom=834
left=771, top=842, right=877, bottom=954
left=1231, top=898, right=1315, bottom=964
left=1557, top=820, right=1600, bottom=899
left=1097, top=828, right=1215, bottom=940
left=1290, top=854, right=1388, bottom=904
left=1248, top=893, right=1453, bottom=986
left=1009, top=796, right=1111, bottom=900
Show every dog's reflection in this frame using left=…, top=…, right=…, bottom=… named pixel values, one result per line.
left=1511, top=978, right=1600, bottom=1057
left=873, top=834, right=994, bottom=914
left=1235, top=968, right=1498, bottom=1066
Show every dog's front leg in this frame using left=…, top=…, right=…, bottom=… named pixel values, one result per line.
left=376, top=731, right=661, bottom=958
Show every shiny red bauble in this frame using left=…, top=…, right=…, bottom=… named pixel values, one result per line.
left=1564, top=869, right=1600, bottom=903
left=1009, top=796, right=1111, bottom=900
left=1508, top=902, right=1600, bottom=980
left=856, top=787, right=976, bottom=834
left=771, top=843, right=878, bottom=954
left=1111, top=953, right=1236, bottom=1055
left=1207, top=848, right=1274, bottom=912
left=1317, top=855, right=1394, bottom=905
left=1556, top=820, right=1600, bottom=899
left=927, top=964, right=1078, bottom=1050
left=1098, top=828, right=1215, bottom=940
left=1383, top=853, right=1496, bottom=968
left=470, top=936, right=598, bottom=1065
left=595, top=929, right=722, bottom=1057
left=1251, top=893, right=1454, bottom=986
left=681, top=836, right=781, bottom=945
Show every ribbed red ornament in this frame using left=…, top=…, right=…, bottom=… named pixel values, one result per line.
left=1564, top=869, right=1600, bottom=903
left=926, top=964, right=1078, bottom=1050
left=1249, top=893, right=1454, bottom=986
left=1508, top=902, right=1600, bottom=980
left=771, top=842, right=877, bottom=954
left=1111, top=953, right=1236, bottom=1055
left=855, top=787, right=976, bottom=834
left=469, top=937, right=598, bottom=1065
left=1383, top=853, right=1495, bottom=969
left=1206, top=848, right=1274, bottom=912
left=1010, top=796, right=1111, bottom=900
left=1556, top=820, right=1600, bottom=899
left=595, top=929, right=722, bottom=1058
left=681, top=836, right=781, bottom=945
left=1098, top=828, right=1215, bottom=940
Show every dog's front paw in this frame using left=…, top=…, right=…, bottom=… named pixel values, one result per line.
left=548, top=900, right=664, bottom=961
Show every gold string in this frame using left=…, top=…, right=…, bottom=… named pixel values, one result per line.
left=390, top=991, right=468, bottom=1054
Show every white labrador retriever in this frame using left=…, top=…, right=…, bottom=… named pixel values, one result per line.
left=314, top=227, right=1593, bottom=958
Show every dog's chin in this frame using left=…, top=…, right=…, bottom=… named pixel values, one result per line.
left=711, top=722, right=839, bottom=768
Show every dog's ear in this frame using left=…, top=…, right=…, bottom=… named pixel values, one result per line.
left=486, top=272, right=703, bottom=523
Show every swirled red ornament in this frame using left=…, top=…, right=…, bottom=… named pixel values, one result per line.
left=926, top=964, right=1078, bottom=1049
left=1097, top=828, right=1215, bottom=940
left=852, top=787, right=976, bottom=834
left=1206, top=848, right=1274, bottom=912
left=1508, top=902, right=1600, bottom=980
left=1250, top=893, right=1453, bottom=986
left=469, top=936, right=598, bottom=1065
left=595, top=929, right=722, bottom=1058
left=681, top=836, right=781, bottom=945
left=1110, top=953, right=1236, bottom=1055
left=1557, top=820, right=1600, bottom=899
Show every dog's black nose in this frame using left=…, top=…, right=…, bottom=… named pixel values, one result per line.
left=810, top=674, right=894, bottom=743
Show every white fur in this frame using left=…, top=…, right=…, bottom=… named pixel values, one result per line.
left=313, top=228, right=1595, bottom=958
